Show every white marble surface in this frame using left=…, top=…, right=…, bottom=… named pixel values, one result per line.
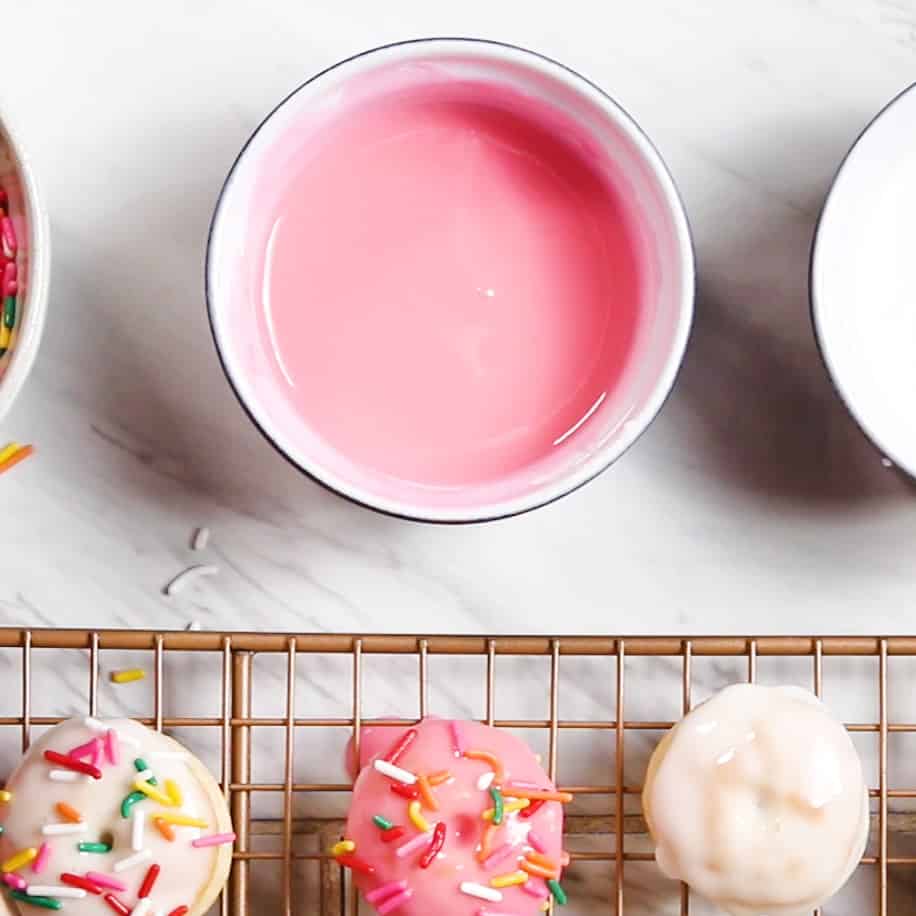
left=1, top=8, right=916, bottom=911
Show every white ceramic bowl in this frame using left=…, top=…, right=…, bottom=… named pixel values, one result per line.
left=811, top=83, right=916, bottom=476
left=0, top=108, right=50, bottom=420
left=208, top=38, right=694, bottom=522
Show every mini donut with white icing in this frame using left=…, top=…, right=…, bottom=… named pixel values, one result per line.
left=0, top=718, right=234, bottom=915
left=643, top=684, right=869, bottom=916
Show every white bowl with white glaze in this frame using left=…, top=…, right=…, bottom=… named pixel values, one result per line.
left=811, top=83, right=916, bottom=477
left=0, top=106, right=50, bottom=421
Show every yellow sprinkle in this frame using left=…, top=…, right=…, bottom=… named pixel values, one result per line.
left=134, top=780, right=174, bottom=806
left=2, top=847, right=37, bottom=872
left=482, top=798, right=530, bottom=821
left=111, top=669, right=146, bottom=684
left=330, top=840, right=355, bottom=857
left=156, top=812, right=208, bottom=828
left=0, top=326, right=10, bottom=350
left=0, top=790, right=11, bottom=803
left=540, top=902, right=550, bottom=912
left=407, top=800, right=430, bottom=833
left=164, top=778, right=183, bottom=807
left=491, top=871, right=528, bottom=889
left=0, top=444, right=18, bottom=466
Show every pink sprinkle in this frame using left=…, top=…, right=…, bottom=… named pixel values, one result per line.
left=522, top=879, right=549, bottom=899
left=1, top=217, right=16, bottom=257
left=366, top=880, right=408, bottom=904
left=3, top=873, right=26, bottom=891
left=68, top=737, right=101, bottom=760
left=483, top=842, right=518, bottom=871
left=449, top=721, right=465, bottom=757
left=191, top=832, right=236, bottom=848
left=377, top=889, right=413, bottom=915
left=91, top=739, right=104, bottom=771
left=395, top=831, right=432, bottom=859
left=104, top=729, right=120, bottom=766
left=86, top=872, right=127, bottom=892
left=32, top=842, right=51, bottom=874
left=526, top=831, right=547, bottom=854
left=2, top=261, right=15, bottom=297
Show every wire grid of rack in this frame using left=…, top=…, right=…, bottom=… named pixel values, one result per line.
left=0, top=629, right=911, bottom=916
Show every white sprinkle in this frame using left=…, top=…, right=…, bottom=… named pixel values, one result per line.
left=477, top=771, right=495, bottom=791
left=49, top=770, right=80, bottom=783
left=83, top=718, right=139, bottom=749
left=460, top=882, right=502, bottom=903
left=373, top=759, right=417, bottom=785
left=134, top=769, right=154, bottom=783
left=131, top=898, right=152, bottom=916
left=113, top=849, right=152, bottom=873
left=41, top=822, right=88, bottom=836
left=164, top=564, right=219, bottom=596
left=150, top=751, right=188, bottom=761
left=132, top=809, right=145, bottom=852
left=27, top=886, right=86, bottom=899
left=191, top=527, right=210, bottom=551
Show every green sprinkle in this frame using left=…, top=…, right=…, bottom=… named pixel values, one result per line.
left=78, top=841, right=112, bottom=853
left=547, top=879, right=567, bottom=906
left=121, top=790, right=146, bottom=819
left=489, top=786, right=504, bottom=826
left=372, top=815, right=393, bottom=831
left=10, top=891, right=62, bottom=910
left=133, top=758, right=157, bottom=785
left=3, top=296, right=15, bottom=330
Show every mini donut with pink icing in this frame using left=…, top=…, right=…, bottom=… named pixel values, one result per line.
left=342, top=718, right=571, bottom=915
left=0, top=717, right=234, bottom=915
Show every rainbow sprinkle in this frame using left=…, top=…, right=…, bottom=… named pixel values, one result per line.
left=110, top=669, right=146, bottom=684
left=547, top=878, right=568, bottom=905
left=191, top=832, right=236, bottom=848
left=407, top=800, right=430, bottom=833
left=490, top=871, right=528, bottom=889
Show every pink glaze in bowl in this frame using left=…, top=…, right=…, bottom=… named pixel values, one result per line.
left=207, top=39, right=694, bottom=522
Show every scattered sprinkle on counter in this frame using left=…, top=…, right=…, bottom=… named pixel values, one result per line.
left=110, top=668, right=145, bottom=685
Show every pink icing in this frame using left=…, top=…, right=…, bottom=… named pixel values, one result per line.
left=344, top=719, right=565, bottom=915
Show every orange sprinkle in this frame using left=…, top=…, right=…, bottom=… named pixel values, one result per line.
left=476, top=823, right=498, bottom=862
left=416, top=774, right=439, bottom=812
left=464, top=750, right=505, bottom=784
left=503, top=788, right=574, bottom=804
left=55, top=802, right=83, bottom=824
left=525, top=851, right=560, bottom=872
left=427, top=771, right=452, bottom=787
left=153, top=817, right=175, bottom=842
left=521, top=857, right=561, bottom=880
left=0, top=445, right=33, bottom=476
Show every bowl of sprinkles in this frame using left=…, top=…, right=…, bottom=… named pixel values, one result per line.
left=0, top=106, right=50, bottom=423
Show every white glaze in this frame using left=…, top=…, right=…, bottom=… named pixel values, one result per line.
left=0, top=718, right=232, bottom=916
left=643, top=684, right=869, bottom=916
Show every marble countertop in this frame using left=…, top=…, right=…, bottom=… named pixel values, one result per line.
left=1, top=0, right=915, bottom=638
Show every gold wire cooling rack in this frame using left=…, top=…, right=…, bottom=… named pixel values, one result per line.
left=0, top=629, right=912, bottom=916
